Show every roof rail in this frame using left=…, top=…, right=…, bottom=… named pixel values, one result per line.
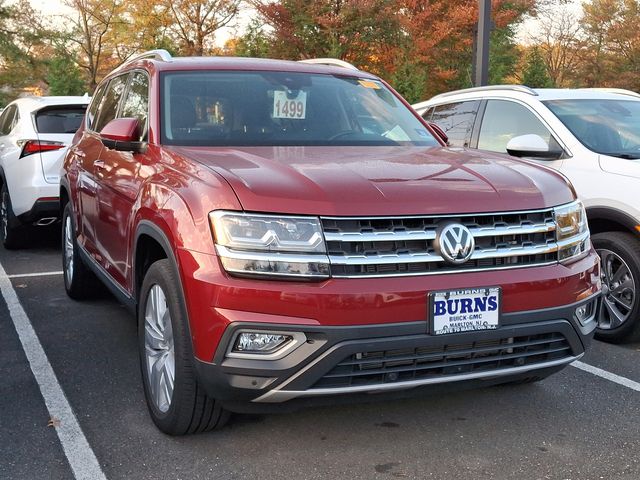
left=298, top=58, right=359, bottom=71
left=580, top=88, right=640, bottom=99
left=114, top=49, right=172, bottom=72
left=430, top=84, right=538, bottom=101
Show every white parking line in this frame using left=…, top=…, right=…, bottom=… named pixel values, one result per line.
left=7, top=271, right=63, bottom=279
left=572, top=361, right=640, bottom=392
left=0, top=262, right=106, bottom=480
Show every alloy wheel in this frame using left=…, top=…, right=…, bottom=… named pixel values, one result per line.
left=144, top=284, right=175, bottom=413
left=64, top=216, right=74, bottom=282
left=598, top=248, right=636, bottom=330
left=0, top=191, right=8, bottom=241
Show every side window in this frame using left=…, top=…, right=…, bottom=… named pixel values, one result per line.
left=93, top=74, right=129, bottom=133
left=120, top=71, right=149, bottom=141
left=8, top=106, right=19, bottom=132
left=0, top=105, right=19, bottom=135
left=0, top=106, right=15, bottom=135
left=86, top=83, right=108, bottom=130
left=421, top=107, right=435, bottom=122
left=478, top=100, right=558, bottom=153
left=430, top=101, right=480, bottom=147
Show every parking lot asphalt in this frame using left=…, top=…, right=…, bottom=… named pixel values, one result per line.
left=2, top=228, right=640, bottom=480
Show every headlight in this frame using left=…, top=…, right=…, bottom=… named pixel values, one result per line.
left=553, top=201, right=590, bottom=263
left=210, top=211, right=330, bottom=279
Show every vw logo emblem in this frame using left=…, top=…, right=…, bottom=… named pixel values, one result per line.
left=435, top=223, right=475, bottom=265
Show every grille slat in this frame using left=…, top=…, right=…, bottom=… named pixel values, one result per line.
left=320, top=345, right=571, bottom=380
left=312, top=333, right=571, bottom=389
left=333, top=335, right=566, bottom=367
left=322, top=209, right=557, bottom=278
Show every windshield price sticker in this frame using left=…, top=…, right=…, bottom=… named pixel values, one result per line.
left=358, top=79, right=382, bottom=89
left=273, top=90, right=307, bottom=119
left=431, top=287, right=500, bottom=335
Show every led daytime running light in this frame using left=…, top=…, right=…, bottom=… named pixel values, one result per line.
left=553, top=201, right=590, bottom=264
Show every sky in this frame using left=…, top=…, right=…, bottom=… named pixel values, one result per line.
left=30, top=0, right=73, bottom=17
left=28, top=0, right=585, bottom=49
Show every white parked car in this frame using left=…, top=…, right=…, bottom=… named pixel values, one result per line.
left=0, top=96, right=89, bottom=249
left=413, top=86, right=640, bottom=342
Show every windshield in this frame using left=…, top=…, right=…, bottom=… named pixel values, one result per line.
left=544, top=98, right=640, bottom=159
left=161, top=71, right=438, bottom=147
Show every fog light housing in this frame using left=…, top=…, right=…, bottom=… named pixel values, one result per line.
left=234, top=333, right=291, bottom=352
left=574, top=300, right=596, bottom=326
left=227, top=330, right=307, bottom=359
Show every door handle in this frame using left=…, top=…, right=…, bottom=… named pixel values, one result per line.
left=93, top=159, right=106, bottom=170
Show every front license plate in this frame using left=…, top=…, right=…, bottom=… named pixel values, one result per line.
left=430, top=287, right=501, bottom=335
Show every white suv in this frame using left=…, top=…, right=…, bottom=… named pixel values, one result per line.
left=0, top=96, right=89, bottom=249
left=414, top=86, right=640, bottom=342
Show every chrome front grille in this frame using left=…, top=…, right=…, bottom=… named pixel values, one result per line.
left=322, top=209, right=558, bottom=278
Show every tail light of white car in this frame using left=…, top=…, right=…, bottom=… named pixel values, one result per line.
left=18, top=139, right=65, bottom=158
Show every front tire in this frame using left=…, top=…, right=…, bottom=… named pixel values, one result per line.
left=138, top=259, right=228, bottom=435
left=593, top=232, right=640, bottom=343
left=0, top=182, right=25, bottom=249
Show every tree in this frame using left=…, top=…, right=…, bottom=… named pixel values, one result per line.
left=246, top=0, right=536, bottom=99
left=395, top=0, right=537, bottom=97
left=47, top=52, right=86, bottom=95
left=0, top=0, right=54, bottom=102
left=235, top=18, right=272, bottom=58
left=118, top=0, right=175, bottom=54
left=163, top=0, right=241, bottom=55
left=522, top=46, right=553, bottom=87
left=580, top=0, right=640, bottom=90
left=488, top=25, right=521, bottom=86
left=62, top=0, right=126, bottom=90
left=389, top=59, right=426, bottom=103
left=528, top=6, right=582, bottom=87
left=250, top=0, right=401, bottom=72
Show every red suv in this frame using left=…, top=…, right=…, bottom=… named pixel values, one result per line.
left=61, top=50, right=601, bottom=435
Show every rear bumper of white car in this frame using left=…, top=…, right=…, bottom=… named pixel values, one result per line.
left=16, top=196, right=59, bottom=225
left=7, top=175, right=59, bottom=217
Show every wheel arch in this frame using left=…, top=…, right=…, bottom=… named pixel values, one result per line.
left=59, top=176, right=75, bottom=220
left=134, top=221, right=177, bottom=303
left=59, top=184, right=69, bottom=211
left=134, top=220, right=198, bottom=359
left=586, top=206, right=640, bottom=239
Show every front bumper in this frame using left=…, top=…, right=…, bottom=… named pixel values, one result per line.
left=195, top=292, right=600, bottom=413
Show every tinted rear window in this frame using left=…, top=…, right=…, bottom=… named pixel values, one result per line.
left=36, top=106, right=88, bottom=134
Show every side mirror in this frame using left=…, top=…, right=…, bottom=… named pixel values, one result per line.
left=429, top=123, right=449, bottom=145
left=506, top=134, right=563, bottom=160
left=100, top=118, right=147, bottom=154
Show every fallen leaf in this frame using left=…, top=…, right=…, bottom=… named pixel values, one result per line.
left=47, top=416, right=61, bottom=428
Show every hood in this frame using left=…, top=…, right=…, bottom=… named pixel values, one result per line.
left=166, top=146, right=575, bottom=216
